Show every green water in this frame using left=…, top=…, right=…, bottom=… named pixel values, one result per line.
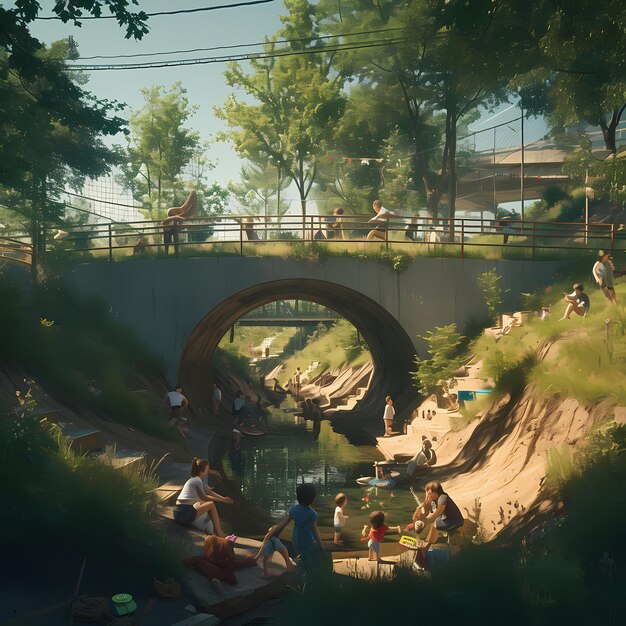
left=217, top=404, right=422, bottom=540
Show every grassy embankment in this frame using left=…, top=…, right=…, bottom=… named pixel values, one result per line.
left=278, top=319, right=372, bottom=384
left=0, top=275, right=174, bottom=439
left=273, top=273, right=626, bottom=625
left=0, top=275, right=182, bottom=585
left=476, top=281, right=626, bottom=407
left=213, top=319, right=371, bottom=385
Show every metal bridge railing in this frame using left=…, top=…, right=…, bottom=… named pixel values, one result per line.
left=2, top=215, right=619, bottom=265
left=0, top=236, right=33, bottom=268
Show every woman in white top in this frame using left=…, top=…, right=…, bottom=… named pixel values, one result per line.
left=173, top=458, right=233, bottom=536
left=383, top=395, right=395, bottom=437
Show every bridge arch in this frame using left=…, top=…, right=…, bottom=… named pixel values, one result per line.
left=179, top=278, right=417, bottom=424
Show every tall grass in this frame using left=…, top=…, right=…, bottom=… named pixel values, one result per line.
left=0, top=419, right=182, bottom=584
left=0, top=275, right=174, bottom=439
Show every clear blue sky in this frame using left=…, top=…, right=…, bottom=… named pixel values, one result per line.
left=24, top=1, right=547, bottom=215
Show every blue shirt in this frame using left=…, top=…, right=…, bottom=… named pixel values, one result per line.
left=288, top=504, right=318, bottom=553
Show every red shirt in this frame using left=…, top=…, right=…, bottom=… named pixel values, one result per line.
left=367, top=524, right=389, bottom=542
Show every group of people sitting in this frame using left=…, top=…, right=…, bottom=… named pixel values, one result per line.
left=173, top=453, right=464, bottom=587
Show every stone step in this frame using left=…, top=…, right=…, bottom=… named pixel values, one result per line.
left=59, top=424, right=101, bottom=453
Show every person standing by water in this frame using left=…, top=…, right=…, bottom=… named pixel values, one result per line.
left=173, top=458, right=233, bottom=536
left=261, top=483, right=326, bottom=576
left=294, top=367, right=302, bottom=399
left=383, top=395, right=395, bottom=437
left=212, top=383, right=222, bottom=416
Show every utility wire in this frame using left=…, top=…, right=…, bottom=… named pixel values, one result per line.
left=36, top=0, right=276, bottom=20
left=75, top=26, right=409, bottom=60
left=67, top=37, right=409, bottom=71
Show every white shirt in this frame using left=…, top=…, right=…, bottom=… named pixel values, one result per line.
left=233, top=397, right=245, bottom=412
left=212, top=387, right=222, bottom=401
left=377, top=206, right=393, bottom=220
left=334, top=505, right=347, bottom=527
left=383, top=404, right=395, bottom=420
left=166, top=391, right=185, bottom=407
left=177, top=476, right=205, bottom=504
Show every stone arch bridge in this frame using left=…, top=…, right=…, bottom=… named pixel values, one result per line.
left=64, top=256, right=562, bottom=428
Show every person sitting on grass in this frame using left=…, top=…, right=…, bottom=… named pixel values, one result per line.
left=559, top=283, right=590, bottom=320
left=260, top=483, right=325, bottom=576
left=410, top=481, right=464, bottom=552
left=173, top=458, right=233, bottom=537
left=361, top=511, right=401, bottom=562
left=253, top=530, right=297, bottom=578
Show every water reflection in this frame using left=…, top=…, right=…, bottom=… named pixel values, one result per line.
left=218, top=403, right=421, bottom=536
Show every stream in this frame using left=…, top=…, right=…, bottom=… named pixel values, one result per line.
left=216, top=401, right=423, bottom=540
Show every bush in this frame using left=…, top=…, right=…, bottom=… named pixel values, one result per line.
left=413, top=324, right=465, bottom=399
left=477, top=269, right=503, bottom=325
left=0, top=418, right=182, bottom=584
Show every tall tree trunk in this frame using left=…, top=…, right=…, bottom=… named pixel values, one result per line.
left=599, top=105, right=625, bottom=154
left=447, top=113, right=457, bottom=235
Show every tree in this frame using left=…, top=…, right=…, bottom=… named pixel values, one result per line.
left=0, top=38, right=127, bottom=266
left=119, top=83, right=201, bottom=216
left=412, top=324, right=464, bottom=401
left=477, top=269, right=503, bottom=325
left=228, top=163, right=289, bottom=217
left=0, top=1, right=149, bottom=268
left=318, top=0, right=510, bottom=220
left=521, top=0, right=626, bottom=154
left=216, top=0, right=346, bottom=222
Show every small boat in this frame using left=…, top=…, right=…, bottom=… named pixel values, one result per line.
left=356, top=469, right=400, bottom=489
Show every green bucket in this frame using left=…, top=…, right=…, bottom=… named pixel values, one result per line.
left=111, top=593, right=137, bottom=616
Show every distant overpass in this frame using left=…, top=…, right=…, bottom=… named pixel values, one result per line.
left=455, top=141, right=614, bottom=212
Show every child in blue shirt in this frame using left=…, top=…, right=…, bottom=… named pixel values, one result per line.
left=261, top=483, right=325, bottom=575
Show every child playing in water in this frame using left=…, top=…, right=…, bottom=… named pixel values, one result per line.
left=261, top=483, right=326, bottom=576
left=254, top=531, right=296, bottom=577
left=361, top=511, right=401, bottom=561
left=333, top=493, right=349, bottom=545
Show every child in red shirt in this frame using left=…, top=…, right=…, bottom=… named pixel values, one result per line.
left=361, top=511, right=401, bottom=561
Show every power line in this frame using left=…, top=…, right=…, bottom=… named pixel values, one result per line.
left=67, top=37, right=409, bottom=71
left=75, top=26, right=408, bottom=60
left=36, top=1, right=276, bottom=20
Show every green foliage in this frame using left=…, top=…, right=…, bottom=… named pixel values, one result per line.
left=228, top=163, right=289, bottom=217
left=118, top=83, right=229, bottom=224
left=477, top=269, right=503, bottom=324
left=0, top=276, right=171, bottom=438
left=413, top=324, right=465, bottom=398
left=216, top=0, right=346, bottom=216
left=0, top=419, right=180, bottom=582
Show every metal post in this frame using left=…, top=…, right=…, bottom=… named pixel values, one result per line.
left=239, top=219, right=244, bottom=256
left=385, top=221, right=389, bottom=250
left=610, top=224, right=615, bottom=256
left=585, top=168, right=589, bottom=245
left=491, top=126, right=496, bottom=230
left=460, top=219, right=465, bottom=259
left=520, top=106, right=524, bottom=227
left=108, top=223, right=113, bottom=261
left=532, top=222, right=536, bottom=259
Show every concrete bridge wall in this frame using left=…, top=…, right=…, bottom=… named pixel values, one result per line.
left=63, top=256, right=563, bottom=426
